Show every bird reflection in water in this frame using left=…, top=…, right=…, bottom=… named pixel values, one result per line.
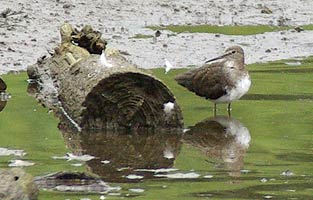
left=58, top=122, right=183, bottom=183
left=183, top=116, right=251, bottom=177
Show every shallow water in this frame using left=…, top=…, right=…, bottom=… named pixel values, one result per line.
left=0, top=61, right=313, bottom=199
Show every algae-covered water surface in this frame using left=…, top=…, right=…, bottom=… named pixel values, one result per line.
left=1, top=59, right=313, bottom=199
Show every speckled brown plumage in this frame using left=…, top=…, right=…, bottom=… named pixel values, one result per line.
left=175, top=46, right=250, bottom=115
left=175, top=61, right=235, bottom=100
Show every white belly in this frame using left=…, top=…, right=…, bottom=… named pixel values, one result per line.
left=213, top=75, right=251, bottom=103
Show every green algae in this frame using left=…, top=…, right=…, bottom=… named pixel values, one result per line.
left=147, top=25, right=290, bottom=35
left=148, top=24, right=313, bottom=35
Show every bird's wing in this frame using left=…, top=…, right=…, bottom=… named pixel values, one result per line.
left=175, top=61, right=228, bottom=100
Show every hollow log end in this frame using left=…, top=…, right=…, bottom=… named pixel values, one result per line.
left=81, top=72, right=184, bottom=129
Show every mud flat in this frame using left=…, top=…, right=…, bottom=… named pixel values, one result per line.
left=1, top=0, right=313, bottom=74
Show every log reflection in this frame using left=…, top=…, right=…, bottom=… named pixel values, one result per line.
left=59, top=123, right=183, bottom=182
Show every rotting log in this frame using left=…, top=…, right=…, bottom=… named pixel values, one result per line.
left=27, top=23, right=183, bottom=130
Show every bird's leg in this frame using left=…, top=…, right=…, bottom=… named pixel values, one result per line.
left=213, top=103, right=217, bottom=116
left=227, top=103, right=231, bottom=117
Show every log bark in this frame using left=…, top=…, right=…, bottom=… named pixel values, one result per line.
left=27, top=24, right=183, bottom=130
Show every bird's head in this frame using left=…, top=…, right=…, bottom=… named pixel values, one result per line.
left=205, top=46, right=244, bottom=63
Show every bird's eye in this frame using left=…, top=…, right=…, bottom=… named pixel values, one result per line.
left=231, top=50, right=236, bottom=54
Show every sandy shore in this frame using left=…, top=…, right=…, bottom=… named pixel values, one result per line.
left=1, top=0, right=313, bottom=74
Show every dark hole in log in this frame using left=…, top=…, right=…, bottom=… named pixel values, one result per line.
left=54, top=172, right=96, bottom=180
left=81, top=72, right=182, bottom=129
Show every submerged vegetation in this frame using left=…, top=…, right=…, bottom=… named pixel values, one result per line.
left=1, top=57, right=313, bottom=199
left=147, top=24, right=313, bottom=35
left=131, top=34, right=154, bottom=39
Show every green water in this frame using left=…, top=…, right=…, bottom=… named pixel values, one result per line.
left=1, top=58, right=313, bottom=199
left=147, top=24, right=313, bottom=35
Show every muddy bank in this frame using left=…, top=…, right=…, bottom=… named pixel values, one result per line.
left=1, top=0, right=313, bottom=74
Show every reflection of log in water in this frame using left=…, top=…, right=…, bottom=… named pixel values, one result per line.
left=183, top=116, right=251, bottom=177
left=0, top=78, right=6, bottom=91
left=0, top=100, right=7, bottom=112
left=59, top=124, right=182, bottom=182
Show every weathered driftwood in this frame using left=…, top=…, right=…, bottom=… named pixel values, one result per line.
left=27, top=23, right=183, bottom=129
left=0, top=168, right=38, bottom=200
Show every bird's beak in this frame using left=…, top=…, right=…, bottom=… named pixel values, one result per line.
left=205, top=51, right=232, bottom=63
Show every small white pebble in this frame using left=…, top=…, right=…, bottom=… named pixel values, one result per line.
left=280, top=170, right=294, bottom=176
left=125, top=174, right=144, bottom=179
left=129, top=188, right=145, bottom=193
left=164, top=58, right=173, bottom=74
left=101, top=160, right=110, bottom=164
left=182, top=128, right=190, bottom=133
left=163, top=102, right=175, bottom=114
left=8, top=160, right=34, bottom=167
left=203, top=175, right=213, bottom=179
left=71, top=163, right=83, bottom=167
left=163, top=149, right=174, bottom=159
left=108, top=193, right=121, bottom=196
left=100, top=195, right=106, bottom=200
left=285, top=61, right=301, bottom=66
left=240, top=169, right=250, bottom=173
left=260, top=178, right=268, bottom=183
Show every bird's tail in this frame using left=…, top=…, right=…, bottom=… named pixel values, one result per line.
left=175, top=71, right=194, bottom=90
